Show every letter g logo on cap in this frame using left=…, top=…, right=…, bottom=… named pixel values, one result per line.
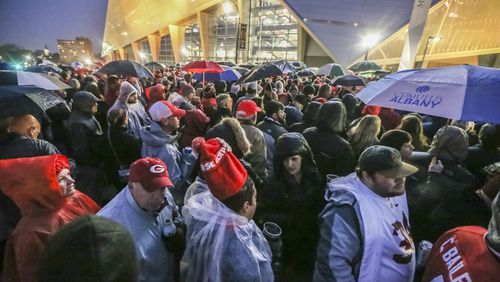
left=150, top=164, right=165, bottom=174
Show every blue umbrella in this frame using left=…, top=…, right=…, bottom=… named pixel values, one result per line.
left=192, top=65, right=241, bottom=82
left=357, top=65, right=500, bottom=123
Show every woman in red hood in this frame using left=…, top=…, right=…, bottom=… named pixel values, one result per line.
left=0, top=154, right=100, bottom=282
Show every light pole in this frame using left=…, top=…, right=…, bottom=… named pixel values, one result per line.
left=419, top=35, right=441, bottom=68
left=362, top=34, right=379, bottom=61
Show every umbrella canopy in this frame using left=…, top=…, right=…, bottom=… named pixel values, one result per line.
left=182, top=61, right=224, bottom=73
left=296, top=69, right=316, bottom=77
left=0, top=85, right=66, bottom=119
left=25, top=64, right=62, bottom=74
left=0, top=62, right=14, bottom=70
left=98, top=60, right=153, bottom=78
left=271, top=60, right=296, bottom=73
left=192, top=65, right=241, bottom=82
left=357, top=65, right=500, bottom=123
left=145, top=61, right=166, bottom=72
left=238, top=64, right=256, bottom=70
left=236, top=63, right=284, bottom=84
left=317, top=63, right=345, bottom=77
left=233, top=67, right=249, bottom=75
left=0, top=70, right=70, bottom=90
left=332, top=74, right=367, bottom=87
left=349, top=61, right=382, bottom=73
left=70, top=61, right=84, bottom=69
left=216, top=61, right=237, bottom=67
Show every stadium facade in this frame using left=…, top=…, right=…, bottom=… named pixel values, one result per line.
left=101, top=0, right=500, bottom=69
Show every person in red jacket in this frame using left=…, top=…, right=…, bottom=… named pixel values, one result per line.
left=0, top=154, right=100, bottom=282
left=422, top=192, right=500, bottom=282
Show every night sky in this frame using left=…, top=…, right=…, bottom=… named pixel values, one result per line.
left=0, top=0, right=108, bottom=54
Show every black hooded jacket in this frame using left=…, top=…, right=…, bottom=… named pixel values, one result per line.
left=257, top=132, right=324, bottom=279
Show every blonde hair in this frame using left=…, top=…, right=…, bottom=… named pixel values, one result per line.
left=348, top=115, right=381, bottom=157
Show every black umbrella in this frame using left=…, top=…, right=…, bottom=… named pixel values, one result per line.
left=97, top=60, right=153, bottom=78
left=233, top=67, right=249, bottom=75
left=236, top=63, right=284, bottom=84
left=144, top=61, right=166, bottom=72
left=296, top=69, right=316, bottom=77
left=271, top=60, right=296, bottom=73
left=332, top=74, right=367, bottom=87
left=348, top=61, right=382, bottom=73
left=238, top=64, right=256, bottom=70
left=0, top=85, right=66, bottom=119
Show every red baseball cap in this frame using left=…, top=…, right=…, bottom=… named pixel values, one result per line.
left=199, top=138, right=248, bottom=200
left=149, top=101, right=186, bottom=121
left=128, top=158, right=173, bottom=192
left=236, top=100, right=261, bottom=119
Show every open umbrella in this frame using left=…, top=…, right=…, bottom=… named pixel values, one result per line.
left=332, top=74, right=367, bottom=87
left=296, top=69, right=316, bottom=77
left=0, top=85, right=66, bottom=119
left=233, top=67, right=249, bottom=75
left=192, top=65, right=241, bottom=82
left=236, top=63, right=284, bottom=84
left=145, top=61, right=166, bottom=72
left=349, top=61, right=382, bottom=73
left=182, top=60, right=224, bottom=83
left=0, top=70, right=70, bottom=90
left=317, top=63, right=345, bottom=77
left=0, top=62, right=14, bottom=70
left=98, top=60, right=153, bottom=78
left=357, top=65, right=500, bottom=123
left=238, top=64, right=256, bottom=70
left=25, top=64, right=62, bottom=74
left=271, top=60, right=296, bottom=73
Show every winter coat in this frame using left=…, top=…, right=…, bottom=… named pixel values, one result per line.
left=284, top=105, right=303, bottom=127
left=67, top=91, right=104, bottom=166
left=181, top=191, right=274, bottom=282
left=240, top=121, right=268, bottom=180
left=178, top=109, right=210, bottom=150
left=109, top=81, right=151, bottom=139
left=303, top=127, right=356, bottom=178
left=38, top=215, right=139, bottom=282
left=210, top=107, right=232, bottom=128
left=257, top=117, right=288, bottom=175
left=258, top=133, right=323, bottom=279
left=140, top=121, right=196, bottom=188
left=288, top=101, right=321, bottom=134
left=0, top=155, right=99, bottom=282
left=98, top=187, right=177, bottom=282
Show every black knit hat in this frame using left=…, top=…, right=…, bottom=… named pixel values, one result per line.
left=38, top=215, right=138, bottom=282
left=380, top=129, right=413, bottom=151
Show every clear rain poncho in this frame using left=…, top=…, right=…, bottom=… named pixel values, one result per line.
left=180, top=191, right=274, bottom=282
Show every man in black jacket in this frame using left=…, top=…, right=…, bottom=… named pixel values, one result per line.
left=258, top=100, right=287, bottom=176
left=0, top=114, right=60, bottom=272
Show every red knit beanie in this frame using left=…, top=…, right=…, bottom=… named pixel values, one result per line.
left=199, top=138, right=247, bottom=200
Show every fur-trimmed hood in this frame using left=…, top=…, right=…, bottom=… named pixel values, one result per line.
left=205, top=117, right=251, bottom=158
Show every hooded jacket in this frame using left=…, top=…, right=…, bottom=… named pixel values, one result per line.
left=140, top=121, right=195, bottom=188
left=67, top=91, right=104, bottom=166
left=178, top=109, right=210, bottom=150
left=0, top=155, right=100, bottom=282
left=303, top=102, right=356, bottom=177
left=259, top=133, right=323, bottom=278
left=110, top=81, right=151, bottom=139
left=39, top=215, right=139, bottom=282
left=314, top=174, right=415, bottom=282
left=288, top=101, right=322, bottom=134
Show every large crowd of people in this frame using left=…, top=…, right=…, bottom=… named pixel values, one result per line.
left=0, top=64, right=499, bottom=281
